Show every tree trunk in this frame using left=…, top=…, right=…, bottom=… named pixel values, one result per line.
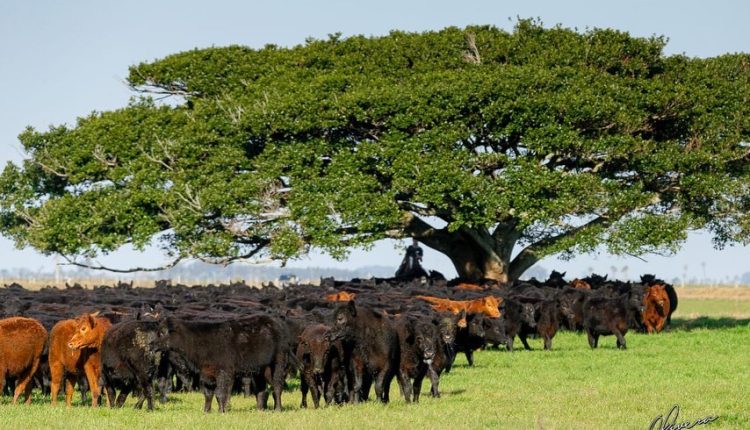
left=413, top=225, right=520, bottom=283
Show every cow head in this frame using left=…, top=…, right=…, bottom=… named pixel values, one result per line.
left=329, top=300, right=357, bottom=340
left=298, top=325, right=333, bottom=376
left=483, top=296, right=502, bottom=318
left=68, top=312, right=103, bottom=349
left=646, top=284, right=669, bottom=314
left=433, top=310, right=462, bottom=346
left=521, top=302, right=537, bottom=328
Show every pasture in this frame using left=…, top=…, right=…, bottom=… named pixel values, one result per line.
left=1, top=294, right=748, bottom=430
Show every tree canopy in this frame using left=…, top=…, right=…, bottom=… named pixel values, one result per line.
left=2, top=21, right=750, bottom=280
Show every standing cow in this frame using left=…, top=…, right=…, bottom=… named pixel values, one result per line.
left=49, top=312, right=112, bottom=407
left=158, top=315, right=290, bottom=413
left=330, top=300, right=400, bottom=403
left=0, top=317, right=47, bottom=404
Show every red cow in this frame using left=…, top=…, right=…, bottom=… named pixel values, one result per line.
left=325, top=291, right=357, bottom=302
left=642, top=284, right=671, bottom=333
left=416, top=295, right=502, bottom=318
left=0, top=317, right=47, bottom=404
left=49, top=312, right=112, bottom=407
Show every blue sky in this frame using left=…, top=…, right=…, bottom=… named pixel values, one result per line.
left=1, top=0, right=749, bottom=282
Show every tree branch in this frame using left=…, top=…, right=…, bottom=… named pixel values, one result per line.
left=59, top=254, right=185, bottom=273
left=509, top=216, right=611, bottom=280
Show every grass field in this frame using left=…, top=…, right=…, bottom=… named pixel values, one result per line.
left=2, top=296, right=749, bottom=430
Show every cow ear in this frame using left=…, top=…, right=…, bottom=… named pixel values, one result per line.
left=347, top=300, right=357, bottom=317
left=87, top=313, right=98, bottom=327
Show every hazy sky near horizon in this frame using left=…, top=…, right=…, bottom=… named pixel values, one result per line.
left=2, top=0, right=750, bottom=282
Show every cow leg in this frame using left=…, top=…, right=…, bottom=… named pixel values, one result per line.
left=429, top=367, right=440, bottom=398
left=543, top=336, right=553, bottom=351
left=615, top=331, right=627, bottom=350
left=384, top=368, right=397, bottom=403
left=350, top=366, right=364, bottom=403
left=465, top=349, right=474, bottom=366
left=12, top=356, right=40, bottom=404
left=83, top=362, right=101, bottom=407
left=104, top=386, right=115, bottom=408
left=78, top=375, right=88, bottom=404
left=134, top=393, right=146, bottom=409
left=270, top=363, right=284, bottom=411
left=0, top=374, right=5, bottom=404
left=310, top=378, right=322, bottom=409
left=299, top=375, right=309, bottom=408
left=115, top=386, right=131, bottom=407
left=201, top=383, right=215, bottom=413
left=49, top=363, right=64, bottom=405
left=519, top=334, right=532, bottom=351
left=397, top=366, right=412, bottom=403
left=412, top=370, right=425, bottom=403
left=255, top=390, right=269, bottom=410
left=63, top=374, right=77, bottom=407
left=215, top=372, right=232, bottom=414
left=505, top=337, right=515, bottom=352
left=586, top=330, right=596, bottom=349
left=375, top=370, right=386, bottom=403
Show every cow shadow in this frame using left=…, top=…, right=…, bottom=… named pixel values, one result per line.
left=670, top=316, right=750, bottom=332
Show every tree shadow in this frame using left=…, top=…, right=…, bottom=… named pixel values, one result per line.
left=670, top=316, right=750, bottom=332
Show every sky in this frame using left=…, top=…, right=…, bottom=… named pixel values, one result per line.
left=1, top=0, right=750, bottom=283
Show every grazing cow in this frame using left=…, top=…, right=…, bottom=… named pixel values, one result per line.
left=296, top=324, right=347, bottom=408
left=159, top=315, right=290, bottom=413
left=415, top=295, right=502, bottom=319
left=330, top=300, right=400, bottom=403
left=0, top=317, right=47, bottom=404
left=582, top=293, right=645, bottom=349
left=642, top=284, right=671, bottom=333
left=99, top=320, right=163, bottom=410
left=49, top=313, right=112, bottom=407
left=394, top=316, right=438, bottom=403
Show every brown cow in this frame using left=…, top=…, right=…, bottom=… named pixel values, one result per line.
left=0, top=317, right=47, bottom=404
left=416, top=295, right=502, bottom=318
left=325, top=291, right=357, bottom=302
left=453, top=283, right=486, bottom=292
left=569, top=279, right=592, bottom=290
left=642, top=284, right=671, bottom=333
left=49, top=312, right=112, bottom=407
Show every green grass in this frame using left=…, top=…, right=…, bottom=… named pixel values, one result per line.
left=3, top=299, right=749, bottom=429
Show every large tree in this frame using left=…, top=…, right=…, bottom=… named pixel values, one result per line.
left=2, top=21, right=750, bottom=280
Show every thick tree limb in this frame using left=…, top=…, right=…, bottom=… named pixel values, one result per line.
left=508, top=216, right=611, bottom=280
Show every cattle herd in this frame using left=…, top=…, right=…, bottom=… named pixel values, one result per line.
left=0, top=271, right=677, bottom=412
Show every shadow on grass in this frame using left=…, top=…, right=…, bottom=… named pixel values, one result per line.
left=671, top=316, right=750, bottom=332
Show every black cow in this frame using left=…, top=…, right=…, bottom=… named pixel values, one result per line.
left=100, top=320, right=163, bottom=410
left=394, top=315, right=438, bottom=403
left=582, top=292, right=645, bottom=349
left=330, top=300, right=400, bottom=403
left=296, top=324, right=347, bottom=408
left=159, top=315, right=290, bottom=412
left=501, top=298, right=537, bottom=352
left=452, top=312, right=486, bottom=367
